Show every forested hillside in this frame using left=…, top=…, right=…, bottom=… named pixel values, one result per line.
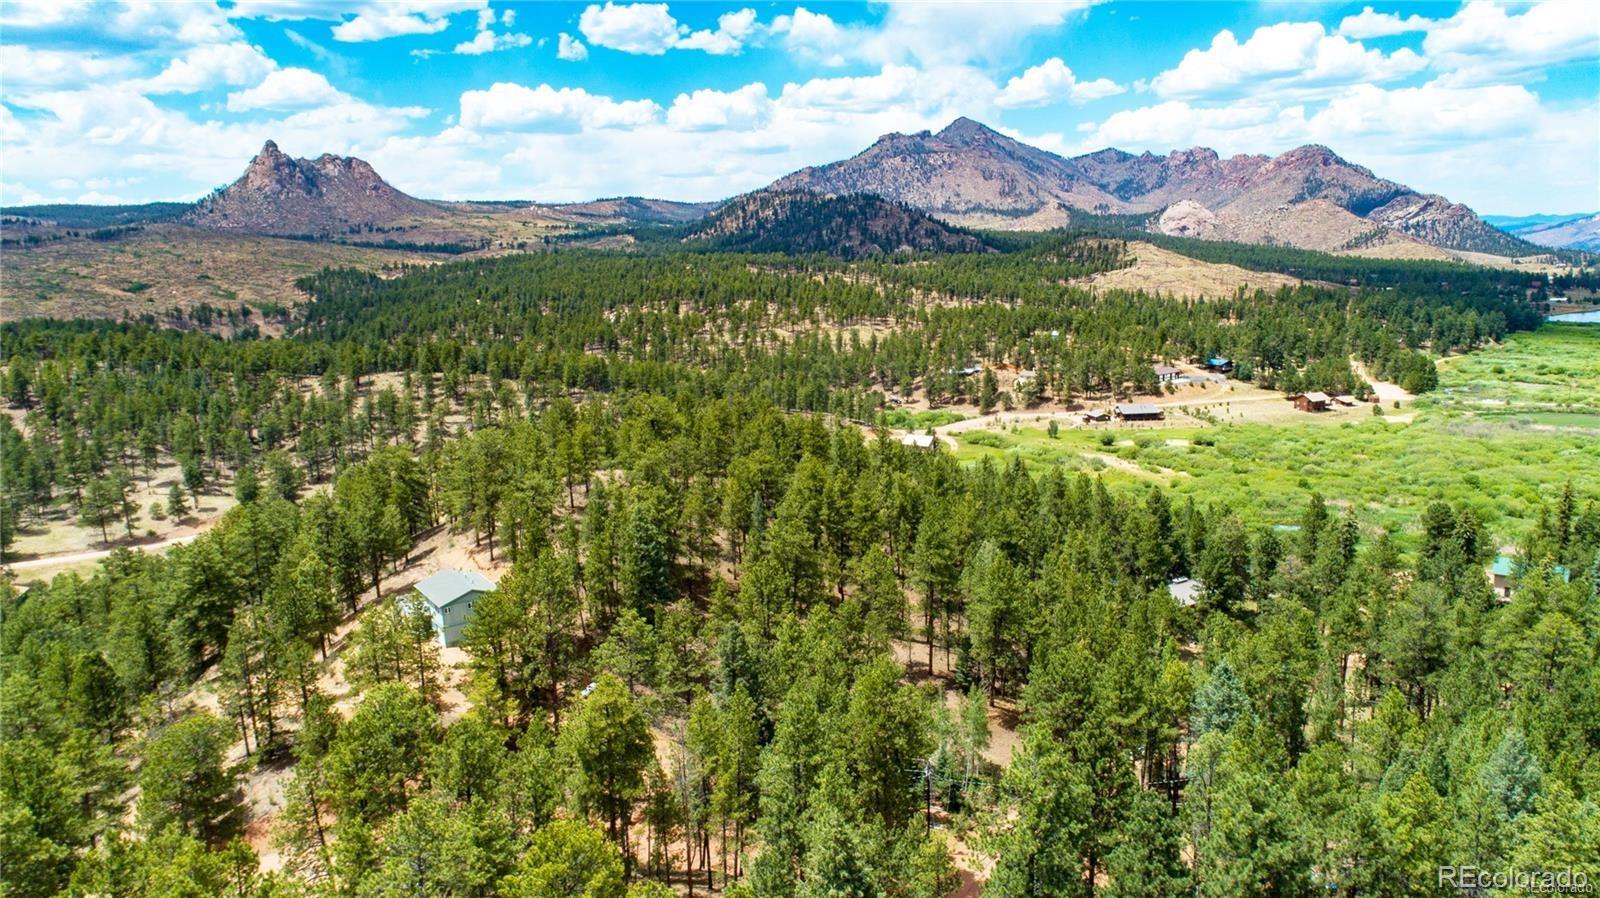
left=2, top=239, right=1595, bottom=898
left=685, top=190, right=995, bottom=258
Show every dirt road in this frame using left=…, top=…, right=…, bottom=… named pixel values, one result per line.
left=5, top=530, right=204, bottom=573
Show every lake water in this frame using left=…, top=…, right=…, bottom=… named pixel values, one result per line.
left=1548, top=310, right=1600, bottom=323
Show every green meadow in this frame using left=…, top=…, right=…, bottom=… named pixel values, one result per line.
left=954, top=323, right=1600, bottom=544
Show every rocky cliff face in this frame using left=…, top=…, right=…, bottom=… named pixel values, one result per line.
left=186, top=141, right=439, bottom=236
left=769, top=118, right=1529, bottom=255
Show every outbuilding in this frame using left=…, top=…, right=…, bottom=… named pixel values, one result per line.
left=416, top=569, right=496, bottom=647
left=1204, top=357, right=1233, bottom=373
left=1153, top=365, right=1182, bottom=383
left=900, top=433, right=937, bottom=450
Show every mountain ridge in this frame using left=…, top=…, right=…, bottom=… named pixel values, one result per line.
left=1486, top=212, right=1600, bottom=252
left=772, top=117, right=1531, bottom=256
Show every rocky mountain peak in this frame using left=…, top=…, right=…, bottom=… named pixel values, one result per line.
left=188, top=141, right=436, bottom=236
left=241, top=139, right=314, bottom=195
left=938, top=116, right=1000, bottom=145
left=1167, top=146, right=1220, bottom=167
left=1083, top=148, right=1136, bottom=164
left=1270, top=144, right=1349, bottom=170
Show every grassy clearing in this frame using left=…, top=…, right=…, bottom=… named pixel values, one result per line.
left=953, top=323, right=1600, bottom=545
left=881, top=408, right=968, bottom=430
left=1426, top=322, right=1600, bottom=421
left=6, top=460, right=239, bottom=560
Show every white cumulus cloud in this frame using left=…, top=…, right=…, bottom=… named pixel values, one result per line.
left=558, top=33, right=589, bottom=61
left=328, top=2, right=487, bottom=42
left=454, top=28, right=533, bottom=55
left=578, top=3, right=761, bottom=56
left=1336, top=6, right=1432, bottom=39
left=1424, top=0, right=1600, bottom=83
left=141, top=42, right=278, bottom=94
left=1152, top=21, right=1426, bottom=99
left=227, top=67, right=349, bottom=112
left=458, top=82, right=661, bottom=131
left=578, top=2, right=682, bottom=55
left=676, top=8, right=758, bottom=55
left=1, top=0, right=90, bottom=28
left=770, top=7, right=849, bottom=65
left=2, top=47, right=138, bottom=90
left=994, top=58, right=1123, bottom=108
left=667, top=83, right=772, bottom=131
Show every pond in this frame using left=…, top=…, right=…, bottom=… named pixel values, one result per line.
left=1548, top=309, right=1600, bottom=323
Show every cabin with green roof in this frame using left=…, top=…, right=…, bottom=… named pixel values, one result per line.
left=1490, top=554, right=1570, bottom=601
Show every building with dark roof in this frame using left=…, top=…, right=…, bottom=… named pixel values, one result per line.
left=1114, top=403, right=1164, bottom=421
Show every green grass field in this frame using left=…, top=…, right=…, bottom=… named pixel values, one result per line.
left=954, top=323, right=1600, bottom=545
left=881, top=408, right=967, bottom=430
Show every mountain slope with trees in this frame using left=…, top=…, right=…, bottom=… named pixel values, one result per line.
left=686, top=190, right=994, bottom=258
left=0, top=237, right=1592, bottom=898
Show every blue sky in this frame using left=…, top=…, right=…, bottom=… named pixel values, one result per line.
left=3, top=1, right=1596, bottom=214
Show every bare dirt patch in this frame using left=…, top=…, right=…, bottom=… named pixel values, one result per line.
left=1077, top=241, right=1303, bottom=299
left=2, top=225, right=442, bottom=321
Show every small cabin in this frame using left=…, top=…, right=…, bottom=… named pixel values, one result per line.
left=1292, top=392, right=1331, bottom=412
left=1153, top=365, right=1182, bottom=384
left=417, top=569, right=496, bottom=647
left=900, top=433, right=937, bottom=450
left=1204, top=357, right=1233, bottom=373
left=1083, top=409, right=1112, bottom=424
left=1114, top=403, right=1164, bottom=421
left=1490, top=554, right=1571, bottom=601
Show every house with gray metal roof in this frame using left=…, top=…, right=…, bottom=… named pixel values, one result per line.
left=415, top=569, right=495, bottom=647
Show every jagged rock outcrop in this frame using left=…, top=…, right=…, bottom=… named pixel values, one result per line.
left=186, top=141, right=439, bottom=236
